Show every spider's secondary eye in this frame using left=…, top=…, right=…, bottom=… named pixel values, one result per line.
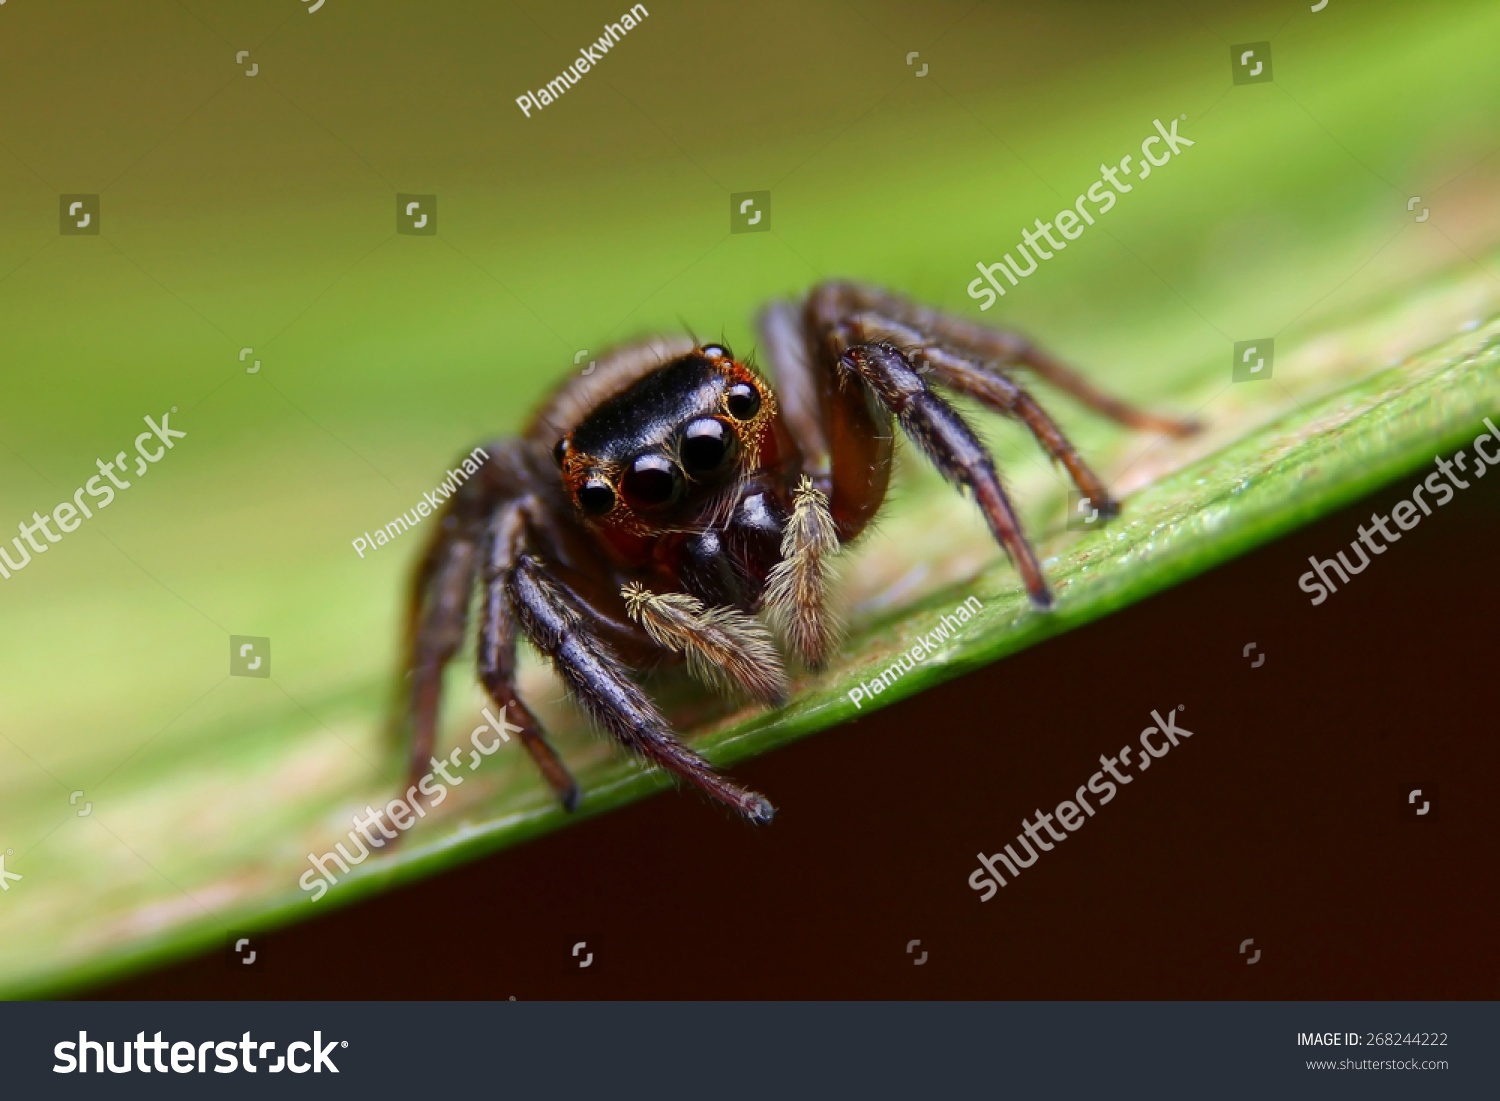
left=577, top=478, right=615, bottom=516
left=622, top=453, right=683, bottom=509
left=680, top=417, right=739, bottom=477
left=701, top=343, right=731, bottom=360
left=725, top=381, right=761, bottom=420
left=553, top=438, right=569, bottom=466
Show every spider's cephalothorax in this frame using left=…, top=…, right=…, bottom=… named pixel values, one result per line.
left=398, top=282, right=1198, bottom=822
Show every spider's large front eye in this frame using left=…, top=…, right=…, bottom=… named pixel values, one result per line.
left=622, top=453, right=683, bottom=509
left=577, top=478, right=615, bottom=516
left=680, top=417, right=739, bottom=478
left=725, top=381, right=761, bottom=420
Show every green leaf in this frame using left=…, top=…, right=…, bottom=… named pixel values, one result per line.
left=5, top=271, right=1496, bottom=997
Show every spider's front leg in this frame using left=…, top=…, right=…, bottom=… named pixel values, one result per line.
left=473, top=491, right=777, bottom=820
left=504, top=555, right=776, bottom=822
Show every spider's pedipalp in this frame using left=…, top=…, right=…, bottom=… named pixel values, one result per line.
left=763, top=475, right=842, bottom=667
left=622, top=582, right=788, bottom=705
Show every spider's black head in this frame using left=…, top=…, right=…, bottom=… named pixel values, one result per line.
left=553, top=345, right=773, bottom=530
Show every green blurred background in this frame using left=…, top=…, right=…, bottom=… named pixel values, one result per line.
left=0, top=0, right=1497, bottom=994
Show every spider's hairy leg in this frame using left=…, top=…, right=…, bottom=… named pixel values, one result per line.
left=477, top=496, right=579, bottom=810
left=510, top=556, right=775, bottom=823
left=758, top=299, right=892, bottom=539
left=849, top=313, right=1122, bottom=519
left=402, top=514, right=481, bottom=795
left=825, top=281, right=1200, bottom=437
left=757, top=301, right=830, bottom=476
left=399, top=442, right=579, bottom=814
left=952, top=327, right=1201, bottom=438
left=841, top=341, right=1054, bottom=609
left=621, top=582, right=788, bottom=705
left=762, top=476, right=842, bottom=669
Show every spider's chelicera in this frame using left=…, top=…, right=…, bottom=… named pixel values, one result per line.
left=398, top=282, right=1197, bottom=822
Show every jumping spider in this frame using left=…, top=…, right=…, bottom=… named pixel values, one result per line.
left=398, top=282, right=1196, bottom=823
